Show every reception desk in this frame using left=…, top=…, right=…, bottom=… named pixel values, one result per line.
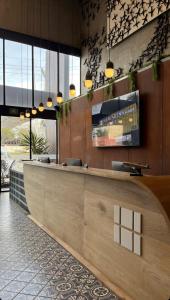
left=24, top=162, right=170, bottom=300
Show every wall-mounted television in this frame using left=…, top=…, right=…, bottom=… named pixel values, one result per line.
left=92, top=90, right=140, bottom=147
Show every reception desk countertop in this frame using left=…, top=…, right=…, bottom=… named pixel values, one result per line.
left=24, top=161, right=170, bottom=223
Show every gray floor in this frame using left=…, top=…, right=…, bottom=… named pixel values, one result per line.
left=0, top=193, right=120, bottom=300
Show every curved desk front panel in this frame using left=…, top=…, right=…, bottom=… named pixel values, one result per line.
left=24, top=162, right=170, bottom=300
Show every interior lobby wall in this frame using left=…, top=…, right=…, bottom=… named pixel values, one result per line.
left=59, top=59, right=170, bottom=175
left=0, top=0, right=81, bottom=48
left=80, top=2, right=170, bottom=93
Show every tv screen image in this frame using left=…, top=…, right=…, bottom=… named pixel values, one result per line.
left=92, top=91, right=140, bottom=147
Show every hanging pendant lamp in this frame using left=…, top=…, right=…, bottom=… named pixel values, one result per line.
left=105, top=61, right=115, bottom=78
left=20, top=112, right=25, bottom=120
left=20, top=44, right=25, bottom=120
left=25, top=110, right=30, bottom=118
left=47, top=97, right=53, bottom=108
left=69, top=14, right=76, bottom=98
left=105, top=10, right=115, bottom=79
left=84, top=1, right=93, bottom=89
left=84, top=70, right=93, bottom=89
left=56, top=91, right=63, bottom=104
left=38, top=102, right=45, bottom=112
left=32, top=106, right=37, bottom=115
left=69, top=84, right=76, bottom=97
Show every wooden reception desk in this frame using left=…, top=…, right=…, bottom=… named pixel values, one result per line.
left=24, top=162, right=170, bottom=300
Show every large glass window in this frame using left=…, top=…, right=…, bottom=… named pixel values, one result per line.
left=59, top=53, right=80, bottom=100
left=31, top=119, right=56, bottom=160
left=5, top=40, right=32, bottom=107
left=1, top=116, right=30, bottom=189
left=1, top=39, right=80, bottom=108
left=34, top=47, right=58, bottom=108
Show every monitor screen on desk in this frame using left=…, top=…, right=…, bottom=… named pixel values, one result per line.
left=92, top=90, right=140, bottom=147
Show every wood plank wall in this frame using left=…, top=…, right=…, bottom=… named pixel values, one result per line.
left=0, top=0, right=81, bottom=48
left=59, top=59, right=170, bottom=175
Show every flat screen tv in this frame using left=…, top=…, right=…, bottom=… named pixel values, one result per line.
left=92, top=90, right=140, bottom=147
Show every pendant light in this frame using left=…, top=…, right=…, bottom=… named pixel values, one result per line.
left=105, top=61, right=115, bottom=78
left=84, top=0, right=93, bottom=89
left=105, top=10, right=115, bottom=79
left=56, top=46, right=64, bottom=104
left=20, top=111, right=25, bottom=120
left=38, top=0, right=44, bottom=113
left=47, top=97, right=53, bottom=107
left=38, top=43, right=44, bottom=112
left=46, top=0, right=53, bottom=108
left=25, top=45, right=30, bottom=118
left=69, top=83, right=76, bottom=97
left=25, top=110, right=30, bottom=118
left=56, top=91, right=63, bottom=104
left=69, top=8, right=76, bottom=97
left=84, top=70, right=93, bottom=89
left=38, top=102, right=45, bottom=112
left=32, top=106, right=37, bottom=115
left=20, top=44, right=25, bottom=120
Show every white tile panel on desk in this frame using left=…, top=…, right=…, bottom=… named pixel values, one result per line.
left=134, top=212, right=142, bottom=233
left=121, top=208, right=133, bottom=230
left=121, top=227, right=133, bottom=252
left=114, top=205, right=120, bottom=224
left=114, top=224, right=120, bottom=244
left=134, top=233, right=142, bottom=256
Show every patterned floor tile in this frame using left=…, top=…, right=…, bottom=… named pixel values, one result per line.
left=0, top=279, right=11, bottom=290
left=0, top=270, right=21, bottom=280
left=3, top=280, right=27, bottom=293
left=31, top=273, right=52, bottom=285
left=21, top=283, right=44, bottom=296
left=0, top=193, right=121, bottom=300
left=39, top=285, right=59, bottom=298
left=0, top=290, right=17, bottom=300
left=15, top=271, right=36, bottom=282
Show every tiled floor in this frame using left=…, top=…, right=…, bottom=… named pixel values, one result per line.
left=0, top=193, right=120, bottom=300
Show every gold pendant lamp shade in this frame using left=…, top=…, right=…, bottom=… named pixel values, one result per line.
left=105, top=61, right=115, bottom=78
left=25, top=110, right=30, bottom=118
left=84, top=71, right=93, bottom=89
left=69, top=84, right=76, bottom=97
left=32, top=106, right=37, bottom=115
left=56, top=92, right=64, bottom=104
left=20, top=112, right=25, bottom=120
left=38, top=102, right=45, bottom=112
left=47, top=97, right=53, bottom=108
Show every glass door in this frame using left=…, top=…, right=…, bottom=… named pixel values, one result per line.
left=0, top=116, right=31, bottom=191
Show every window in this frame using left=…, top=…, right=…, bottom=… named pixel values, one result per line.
left=0, top=36, right=80, bottom=108
left=5, top=40, right=32, bottom=107
left=34, top=47, right=58, bottom=109
left=31, top=119, right=57, bottom=160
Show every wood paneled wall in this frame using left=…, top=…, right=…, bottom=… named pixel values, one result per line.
left=0, top=0, right=81, bottom=48
left=59, top=59, right=170, bottom=175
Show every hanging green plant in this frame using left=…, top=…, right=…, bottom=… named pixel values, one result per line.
left=56, top=104, right=63, bottom=122
left=128, top=71, right=137, bottom=92
left=87, top=89, right=94, bottom=102
left=112, top=81, right=115, bottom=98
left=104, top=79, right=115, bottom=100
left=152, top=60, right=160, bottom=81
left=68, top=101, right=72, bottom=112
left=106, top=84, right=111, bottom=96
left=64, top=102, right=69, bottom=118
